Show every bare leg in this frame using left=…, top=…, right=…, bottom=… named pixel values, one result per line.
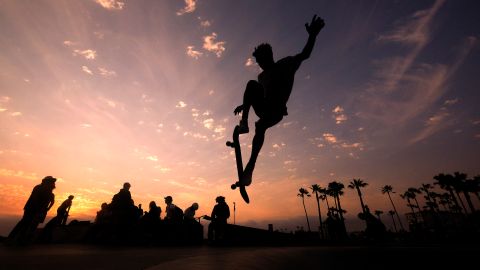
left=242, top=125, right=266, bottom=186
left=236, top=80, right=264, bottom=133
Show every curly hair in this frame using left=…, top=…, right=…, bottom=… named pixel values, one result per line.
left=252, top=43, right=273, bottom=60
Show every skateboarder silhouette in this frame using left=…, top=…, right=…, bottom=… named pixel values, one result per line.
left=234, top=15, right=325, bottom=186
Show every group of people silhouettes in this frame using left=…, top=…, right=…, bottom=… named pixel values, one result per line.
left=7, top=177, right=232, bottom=245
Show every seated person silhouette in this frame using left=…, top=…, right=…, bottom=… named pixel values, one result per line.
left=234, top=15, right=325, bottom=185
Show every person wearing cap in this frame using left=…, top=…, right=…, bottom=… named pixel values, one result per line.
left=7, top=176, right=56, bottom=245
left=164, top=196, right=183, bottom=223
left=208, top=196, right=230, bottom=241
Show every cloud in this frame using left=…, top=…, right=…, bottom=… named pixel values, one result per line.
left=74, top=49, right=97, bottom=60
left=272, top=142, right=286, bottom=150
left=409, top=110, right=451, bottom=144
left=0, top=168, right=38, bottom=180
left=176, top=101, right=187, bottom=108
left=208, top=90, right=214, bottom=95
left=332, top=106, right=348, bottom=124
left=356, top=1, right=477, bottom=128
left=323, top=133, right=338, bottom=144
left=444, top=98, right=459, bottom=106
left=95, top=0, right=125, bottom=10
left=203, top=118, right=214, bottom=129
left=186, top=46, right=203, bottom=59
left=146, top=156, right=158, bottom=162
left=10, top=112, right=22, bottom=117
left=0, top=108, right=7, bottom=112
left=82, top=66, right=93, bottom=75
left=203, top=33, right=226, bottom=57
left=200, top=20, right=211, bottom=27
left=63, top=40, right=75, bottom=46
left=98, top=67, right=117, bottom=77
left=177, top=0, right=197, bottom=15
left=245, top=57, right=255, bottom=67
left=80, top=123, right=92, bottom=128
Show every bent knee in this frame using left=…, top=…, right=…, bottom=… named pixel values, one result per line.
left=246, top=80, right=262, bottom=92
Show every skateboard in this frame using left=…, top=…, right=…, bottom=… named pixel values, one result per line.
left=226, top=125, right=250, bottom=203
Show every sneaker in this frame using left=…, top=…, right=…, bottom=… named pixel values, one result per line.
left=238, top=119, right=249, bottom=134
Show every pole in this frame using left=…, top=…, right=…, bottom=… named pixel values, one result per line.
left=233, top=202, right=236, bottom=225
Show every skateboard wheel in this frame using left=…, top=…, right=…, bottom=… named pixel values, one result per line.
left=231, top=184, right=237, bottom=190
left=226, top=141, right=234, bottom=147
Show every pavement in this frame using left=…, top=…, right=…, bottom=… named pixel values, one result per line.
left=0, top=243, right=478, bottom=270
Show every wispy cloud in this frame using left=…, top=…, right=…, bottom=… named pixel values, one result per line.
left=0, top=168, right=38, bottom=180
left=332, top=106, right=348, bottom=124
left=176, top=101, right=187, bottom=108
left=323, top=133, right=338, bottom=144
left=74, top=49, right=97, bottom=60
left=203, top=33, right=226, bottom=57
left=95, top=0, right=125, bottom=10
left=357, top=1, right=477, bottom=129
left=409, top=110, right=451, bottom=144
left=200, top=19, right=211, bottom=28
left=98, top=67, right=117, bottom=77
left=186, top=46, right=203, bottom=59
left=177, top=0, right=197, bottom=16
left=82, top=66, right=93, bottom=75
left=245, top=57, right=255, bottom=67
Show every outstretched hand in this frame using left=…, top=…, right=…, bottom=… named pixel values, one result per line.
left=234, top=105, right=243, bottom=115
left=305, top=14, right=325, bottom=37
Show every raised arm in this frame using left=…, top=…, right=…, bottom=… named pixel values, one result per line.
left=298, top=15, right=325, bottom=61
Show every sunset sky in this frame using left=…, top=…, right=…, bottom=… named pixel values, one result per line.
left=1, top=0, right=479, bottom=234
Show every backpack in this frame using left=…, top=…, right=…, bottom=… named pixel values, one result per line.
left=173, top=206, right=184, bottom=220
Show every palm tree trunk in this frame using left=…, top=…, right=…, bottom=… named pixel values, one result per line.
left=325, top=196, right=331, bottom=214
left=390, top=214, right=397, bottom=233
left=302, top=197, right=311, bottom=232
left=314, top=192, right=324, bottom=238
left=336, top=196, right=345, bottom=221
left=387, top=192, right=405, bottom=231
left=448, top=189, right=462, bottom=213
left=463, top=191, right=475, bottom=213
left=356, top=188, right=366, bottom=214
left=455, top=190, right=468, bottom=214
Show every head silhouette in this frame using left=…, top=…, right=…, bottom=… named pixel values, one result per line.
left=68, top=195, right=74, bottom=200
left=215, top=196, right=225, bottom=203
left=123, top=182, right=131, bottom=190
left=165, top=196, right=173, bottom=204
left=149, top=201, right=157, bottom=209
left=253, top=43, right=274, bottom=70
left=192, top=202, right=199, bottom=210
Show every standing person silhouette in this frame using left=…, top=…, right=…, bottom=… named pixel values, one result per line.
left=234, top=15, right=325, bottom=185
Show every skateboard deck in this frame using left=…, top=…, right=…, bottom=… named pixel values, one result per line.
left=226, top=125, right=250, bottom=203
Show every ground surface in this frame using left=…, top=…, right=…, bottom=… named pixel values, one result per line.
left=0, top=243, right=477, bottom=270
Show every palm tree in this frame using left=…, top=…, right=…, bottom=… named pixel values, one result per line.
left=297, top=188, right=311, bottom=232
left=318, top=187, right=331, bottom=214
left=328, top=181, right=346, bottom=221
left=419, top=183, right=437, bottom=212
left=407, top=188, right=422, bottom=212
left=434, top=173, right=463, bottom=213
left=348, top=179, right=368, bottom=214
left=401, top=190, right=418, bottom=224
left=310, top=184, right=324, bottom=238
left=388, top=210, right=398, bottom=232
left=374, top=210, right=384, bottom=221
left=452, top=172, right=469, bottom=214
left=381, top=185, right=405, bottom=231
left=472, top=175, right=480, bottom=201
left=439, top=192, right=453, bottom=212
